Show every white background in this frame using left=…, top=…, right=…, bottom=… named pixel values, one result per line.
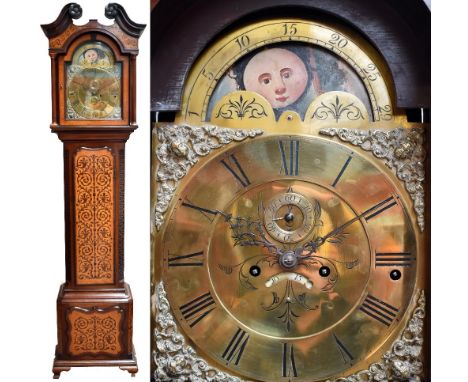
left=0, top=1, right=466, bottom=381
left=0, top=1, right=149, bottom=381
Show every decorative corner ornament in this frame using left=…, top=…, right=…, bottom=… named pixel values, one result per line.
left=153, top=124, right=263, bottom=230
left=153, top=282, right=246, bottom=382
left=153, top=282, right=425, bottom=382
left=329, top=290, right=425, bottom=382
left=319, top=127, right=426, bottom=231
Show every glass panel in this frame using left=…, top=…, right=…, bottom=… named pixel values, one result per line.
left=66, top=41, right=122, bottom=120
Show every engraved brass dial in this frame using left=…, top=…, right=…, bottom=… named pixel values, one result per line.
left=66, top=41, right=122, bottom=120
left=159, top=136, right=417, bottom=382
left=67, top=67, right=121, bottom=119
left=153, top=16, right=424, bottom=382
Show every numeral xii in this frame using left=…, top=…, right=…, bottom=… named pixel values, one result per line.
left=279, top=140, right=299, bottom=176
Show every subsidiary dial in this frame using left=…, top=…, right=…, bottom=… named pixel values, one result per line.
left=263, top=189, right=318, bottom=243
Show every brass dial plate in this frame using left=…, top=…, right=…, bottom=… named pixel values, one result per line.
left=159, top=135, right=417, bottom=382
left=66, top=41, right=122, bottom=120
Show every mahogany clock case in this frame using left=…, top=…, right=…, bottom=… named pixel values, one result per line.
left=38, top=2, right=148, bottom=380
left=151, top=1, right=430, bottom=382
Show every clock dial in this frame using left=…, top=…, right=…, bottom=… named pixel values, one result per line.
left=66, top=41, right=122, bottom=120
left=160, top=136, right=417, bottom=381
left=153, top=14, right=426, bottom=382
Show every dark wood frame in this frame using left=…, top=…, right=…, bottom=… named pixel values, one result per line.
left=42, top=3, right=145, bottom=378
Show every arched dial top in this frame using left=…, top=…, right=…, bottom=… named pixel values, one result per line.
left=179, top=19, right=393, bottom=125
left=159, top=135, right=417, bottom=382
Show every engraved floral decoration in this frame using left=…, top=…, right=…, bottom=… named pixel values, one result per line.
left=153, top=282, right=244, bottom=382
left=329, top=290, right=425, bottom=382
left=217, top=211, right=357, bottom=331
left=311, top=95, right=364, bottom=123
left=153, top=282, right=425, bottom=382
left=153, top=124, right=263, bottom=230
left=319, top=127, right=426, bottom=231
left=215, top=94, right=268, bottom=120
left=262, top=279, right=318, bottom=332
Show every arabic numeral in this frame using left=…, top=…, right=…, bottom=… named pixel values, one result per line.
left=235, top=35, right=250, bottom=50
left=329, top=33, right=348, bottom=48
left=202, top=68, right=214, bottom=80
left=378, top=104, right=393, bottom=120
left=363, top=63, right=381, bottom=81
left=283, top=23, right=298, bottom=35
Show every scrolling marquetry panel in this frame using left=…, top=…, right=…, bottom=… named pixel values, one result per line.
left=74, top=148, right=114, bottom=285
left=68, top=307, right=122, bottom=356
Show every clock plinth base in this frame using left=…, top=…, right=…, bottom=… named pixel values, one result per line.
left=52, top=283, right=137, bottom=379
left=52, top=347, right=138, bottom=379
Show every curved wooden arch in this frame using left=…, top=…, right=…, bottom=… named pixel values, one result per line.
left=151, top=0, right=430, bottom=112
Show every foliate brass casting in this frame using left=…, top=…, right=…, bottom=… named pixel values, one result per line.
left=319, top=127, right=426, bottom=231
left=153, top=282, right=245, bottom=382
left=153, top=124, right=263, bottom=230
left=330, top=290, right=425, bottom=382
left=154, top=282, right=425, bottom=382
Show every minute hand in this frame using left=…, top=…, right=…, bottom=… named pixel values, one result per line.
left=309, top=196, right=397, bottom=250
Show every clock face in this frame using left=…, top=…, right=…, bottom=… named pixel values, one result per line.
left=160, top=136, right=417, bottom=382
left=153, top=17, right=424, bottom=382
left=66, top=41, right=122, bottom=120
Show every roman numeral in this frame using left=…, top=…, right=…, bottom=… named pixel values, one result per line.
left=375, top=252, right=415, bottom=267
left=221, top=328, right=250, bottom=366
left=168, top=251, right=204, bottom=267
left=181, top=200, right=219, bottom=222
left=333, top=333, right=354, bottom=364
left=332, top=155, right=352, bottom=187
left=363, top=195, right=398, bottom=221
left=279, top=140, right=300, bottom=176
left=179, top=292, right=216, bottom=328
left=359, top=294, right=398, bottom=327
left=282, top=343, right=298, bottom=378
left=220, top=154, right=251, bottom=187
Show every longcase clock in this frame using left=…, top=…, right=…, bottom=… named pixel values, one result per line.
left=151, top=1, right=429, bottom=382
left=41, top=3, right=145, bottom=378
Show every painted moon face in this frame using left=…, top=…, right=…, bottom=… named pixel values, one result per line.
left=243, top=48, right=308, bottom=108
